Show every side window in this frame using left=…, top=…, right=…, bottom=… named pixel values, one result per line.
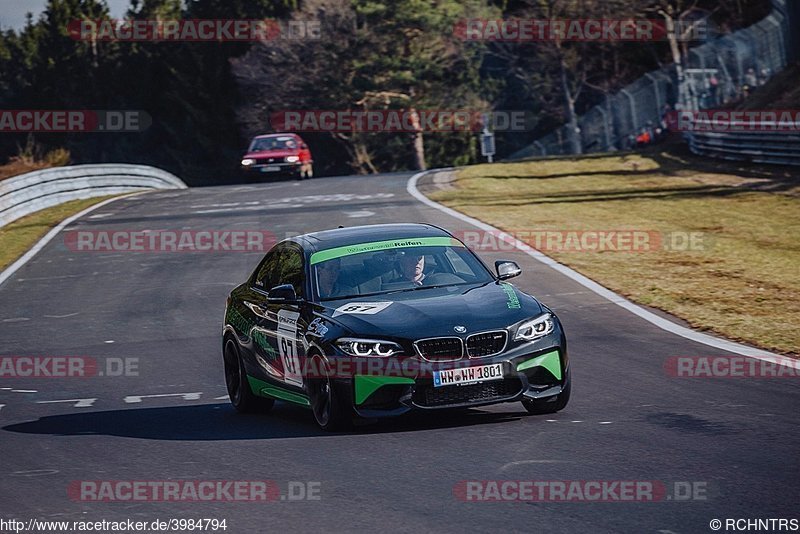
left=254, top=246, right=284, bottom=291
left=277, top=245, right=305, bottom=298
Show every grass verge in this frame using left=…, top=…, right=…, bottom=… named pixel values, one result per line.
left=430, top=143, right=799, bottom=356
left=0, top=196, right=118, bottom=272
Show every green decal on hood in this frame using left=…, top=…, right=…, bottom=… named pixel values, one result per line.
left=310, top=237, right=462, bottom=265
left=501, top=283, right=521, bottom=309
left=516, top=350, right=562, bottom=380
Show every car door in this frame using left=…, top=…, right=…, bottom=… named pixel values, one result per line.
left=266, top=243, right=308, bottom=391
left=246, top=245, right=285, bottom=380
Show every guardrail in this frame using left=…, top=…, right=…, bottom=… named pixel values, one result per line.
left=0, top=164, right=187, bottom=228
left=685, top=124, right=800, bottom=166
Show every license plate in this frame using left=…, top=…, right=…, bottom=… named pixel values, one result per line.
left=433, top=363, right=503, bottom=387
left=261, top=166, right=281, bottom=172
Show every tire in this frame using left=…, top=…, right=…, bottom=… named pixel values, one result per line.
left=521, top=371, right=571, bottom=415
left=308, top=355, right=352, bottom=431
left=223, top=338, right=274, bottom=413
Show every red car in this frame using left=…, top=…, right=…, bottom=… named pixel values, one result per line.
left=240, top=133, right=314, bottom=179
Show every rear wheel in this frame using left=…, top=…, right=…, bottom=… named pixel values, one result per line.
left=308, top=355, right=352, bottom=431
left=224, top=339, right=274, bottom=413
left=521, top=372, right=571, bottom=415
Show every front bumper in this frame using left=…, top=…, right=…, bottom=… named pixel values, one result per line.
left=347, top=343, right=568, bottom=418
left=242, top=162, right=302, bottom=175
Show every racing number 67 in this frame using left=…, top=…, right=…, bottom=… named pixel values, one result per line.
left=281, top=337, right=297, bottom=374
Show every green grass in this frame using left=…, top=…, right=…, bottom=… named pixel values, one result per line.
left=430, top=145, right=800, bottom=356
left=0, top=196, right=118, bottom=272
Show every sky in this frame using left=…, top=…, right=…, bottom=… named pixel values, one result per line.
left=0, top=0, right=130, bottom=30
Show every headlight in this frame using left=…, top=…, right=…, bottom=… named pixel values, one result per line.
left=241, top=158, right=256, bottom=166
left=285, top=155, right=300, bottom=163
left=335, top=338, right=403, bottom=357
left=514, top=313, right=555, bottom=342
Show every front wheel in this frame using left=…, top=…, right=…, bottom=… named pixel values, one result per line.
left=308, top=355, right=352, bottom=431
left=224, top=339, right=274, bottom=413
left=521, top=373, right=571, bottom=415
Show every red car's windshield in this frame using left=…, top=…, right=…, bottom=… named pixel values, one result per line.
left=249, top=136, right=298, bottom=151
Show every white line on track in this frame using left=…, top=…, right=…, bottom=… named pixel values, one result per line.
left=123, top=393, right=202, bottom=403
left=0, top=192, right=147, bottom=289
left=37, top=398, right=97, bottom=408
left=407, top=170, right=794, bottom=366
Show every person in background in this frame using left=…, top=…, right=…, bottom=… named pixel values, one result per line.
left=317, top=258, right=354, bottom=298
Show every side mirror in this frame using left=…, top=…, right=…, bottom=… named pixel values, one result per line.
left=495, top=260, right=522, bottom=280
left=267, top=284, right=299, bottom=302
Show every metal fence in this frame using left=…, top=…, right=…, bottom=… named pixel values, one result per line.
left=0, top=164, right=187, bottom=228
left=509, top=0, right=794, bottom=160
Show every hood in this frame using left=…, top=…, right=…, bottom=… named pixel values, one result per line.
left=243, top=148, right=300, bottom=159
left=319, top=282, right=543, bottom=340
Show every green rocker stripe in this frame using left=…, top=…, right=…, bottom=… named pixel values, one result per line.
left=247, top=376, right=310, bottom=406
left=516, top=350, right=562, bottom=381
left=310, top=237, right=463, bottom=265
left=354, top=375, right=415, bottom=405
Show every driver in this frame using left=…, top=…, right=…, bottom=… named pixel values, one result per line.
left=388, top=252, right=426, bottom=286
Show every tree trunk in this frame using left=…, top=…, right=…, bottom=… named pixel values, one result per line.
left=409, top=108, right=426, bottom=170
left=559, top=57, right=582, bottom=155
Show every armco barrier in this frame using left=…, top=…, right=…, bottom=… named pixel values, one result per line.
left=0, top=164, right=187, bottom=228
left=686, top=124, right=800, bottom=166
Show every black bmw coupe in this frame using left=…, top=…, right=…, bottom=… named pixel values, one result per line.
left=222, top=223, right=569, bottom=430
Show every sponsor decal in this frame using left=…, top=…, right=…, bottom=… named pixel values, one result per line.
left=310, top=237, right=462, bottom=265
left=501, top=283, right=521, bottom=309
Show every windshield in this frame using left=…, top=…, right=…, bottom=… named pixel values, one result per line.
left=249, top=136, right=298, bottom=151
left=310, top=238, right=494, bottom=301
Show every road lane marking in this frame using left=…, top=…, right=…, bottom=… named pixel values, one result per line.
left=38, top=398, right=97, bottom=408
left=123, top=393, right=202, bottom=403
left=345, top=210, right=375, bottom=218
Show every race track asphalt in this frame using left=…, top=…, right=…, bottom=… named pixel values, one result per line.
left=0, top=172, right=797, bottom=533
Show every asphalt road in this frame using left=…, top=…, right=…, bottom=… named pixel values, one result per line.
left=0, top=172, right=797, bottom=533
